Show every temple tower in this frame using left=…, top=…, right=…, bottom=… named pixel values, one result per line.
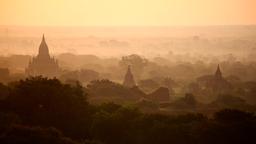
left=212, top=64, right=232, bottom=94
left=123, top=65, right=136, bottom=88
left=25, top=35, right=60, bottom=77
left=215, top=64, right=223, bottom=80
left=38, top=34, right=50, bottom=59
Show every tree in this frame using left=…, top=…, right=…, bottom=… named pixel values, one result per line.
left=87, top=79, right=144, bottom=101
left=0, top=83, right=9, bottom=100
left=0, top=125, right=80, bottom=144
left=6, top=76, right=89, bottom=139
left=214, top=109, right=255, bottom=123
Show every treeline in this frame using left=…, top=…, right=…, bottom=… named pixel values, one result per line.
left=0, top=77, right=256, bottom=144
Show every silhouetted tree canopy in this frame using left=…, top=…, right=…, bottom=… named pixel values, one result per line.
left=5, top=76, right=89, bottom=139
left=0, top=125, right=79, bottom=144
left=0, top=77, right=255, bottom=144
left=0, top=83, right=9, bottom=100
left=87, top=79, right=144, bottom=101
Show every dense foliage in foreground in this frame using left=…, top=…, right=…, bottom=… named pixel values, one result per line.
left=0, top=77, right=256, bottom=144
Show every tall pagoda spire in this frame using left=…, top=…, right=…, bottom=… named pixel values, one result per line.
left=38, top=34, right=50, bottom=59
left=215, top=64, right=222, bottom=80
left=123, top=65, right=136, bottom=88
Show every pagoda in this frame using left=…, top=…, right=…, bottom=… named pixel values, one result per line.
left=123, top=65, right=136, bottom=88
left=25, top=35, right=60, bottom=77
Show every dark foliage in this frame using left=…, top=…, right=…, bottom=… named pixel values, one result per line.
left=0, top=83, right=9, bottom=100
left=0, top=77, right=256, bottom=144
left=4, top=76, right=90, bottom=139
left=0, top=125, right=79, bottom=144
left=87, top=79, right=144, bottom=100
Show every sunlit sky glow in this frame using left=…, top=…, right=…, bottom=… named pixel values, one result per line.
left=0, top=0, right=255, bottom=26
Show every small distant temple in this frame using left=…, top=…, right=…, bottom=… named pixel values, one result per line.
left=25, top=35, right=60, bottom=77
left=123, top=65, right=136, bottom=88
left=215, top=64, right=222, bottom=81
left=212, top=64, right=232, bottom=94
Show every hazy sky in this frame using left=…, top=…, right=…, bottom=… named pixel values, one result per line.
left=0, top=0, right=255, bottom=26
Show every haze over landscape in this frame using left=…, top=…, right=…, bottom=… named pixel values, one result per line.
left=1, top=0, right=256, bottom=57
left=1, top=0, right=256, bottom=144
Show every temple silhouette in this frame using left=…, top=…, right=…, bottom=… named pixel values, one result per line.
left=25, top=35, right=60, bottom=77
left=215, top=64, right=222, bottom=81
left=123, top=65, right=136, bottom=88
left=212, top=64, right=232, bottom=94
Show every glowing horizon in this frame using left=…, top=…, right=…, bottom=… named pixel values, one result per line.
left=0, top=0, right=255, bottom=26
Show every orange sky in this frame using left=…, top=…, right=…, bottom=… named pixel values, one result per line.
left=0, top=0, right=255, bottom=26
